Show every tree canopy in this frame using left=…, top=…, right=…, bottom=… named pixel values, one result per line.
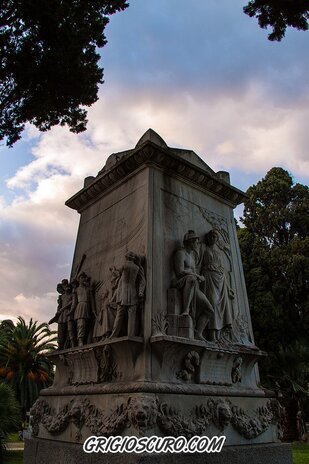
left=244, top=0, right=309, bottom=41
left=0, top=0, right=128, bottom=146
left=0, top=317, right=56, bottom=417
left=238, top=167, right=309, bottom=417
left=1, top=2, right=307, bottom=147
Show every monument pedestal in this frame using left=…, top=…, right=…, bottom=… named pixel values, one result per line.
left=25, top=130, right=291, bottom=463
left=25, top=438, right=292, bottom=464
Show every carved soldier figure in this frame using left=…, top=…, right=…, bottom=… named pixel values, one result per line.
left=49, top=279, right=72, bottom=350
left=171, top=230, right=214, bottom=341
left=66, top=278, right=78, bottom=347
left=110, top=251, right=146, bottom=338
left=74, top=272, right=93, bottom=346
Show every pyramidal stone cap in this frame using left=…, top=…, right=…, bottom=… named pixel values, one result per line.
left=66, top=129, right=247, bottom=212
left=135, top=128, right=168, bottom=149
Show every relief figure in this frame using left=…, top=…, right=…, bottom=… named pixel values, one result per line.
left=201, top=229, right=235, bottom=342
left=171, top=230, right=214, bottom=341
left=74, top=272, right=93, bottom=346
left=110, top=251, right=146, bottom=338
left=99, top=266, right=122, bottom=339
left=64, top=279, right=77, bottom=348
left=49, top=279, right=73, bottom=350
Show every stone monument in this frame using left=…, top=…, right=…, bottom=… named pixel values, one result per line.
left=25, top=129, right=292, bottom=463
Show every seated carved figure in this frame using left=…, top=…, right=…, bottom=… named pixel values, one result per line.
left=171, top=230, right=214, bottom=341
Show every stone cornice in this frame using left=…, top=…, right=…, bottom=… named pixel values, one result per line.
left=65, top=141, right=247, bottom=212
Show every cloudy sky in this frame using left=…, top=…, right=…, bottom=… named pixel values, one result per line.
left=0, top=0, right=308, bottom=324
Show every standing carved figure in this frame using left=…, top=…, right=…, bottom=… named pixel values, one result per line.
left=172, top=230, right=214, bottom=341
left=201, top=229, right=235, bottom=342
left=67, top=279, right=78, bottom=347
left=74, top=272, right=93, bottom=346
left=110, top=251, right=146, bottom=338
left=101, top=266, right=122, bottom=339
left=49, top=279, right=73, bottom=350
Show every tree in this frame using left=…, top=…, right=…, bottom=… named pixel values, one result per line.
left=238, top=167, right=309, bottom=429
left=239, top=167, right=309, bottom=347
left=0, top=317, right=57, bottom=418
left=0, top=383, right=21, bottom=462
left=244, top=0, right=309, bottom=41
left=0, top=1, right=128, bottom=146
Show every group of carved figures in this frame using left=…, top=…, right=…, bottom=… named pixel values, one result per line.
left=49, top=251, right=145, bottom=349
left=50, top=227, right=234, bottom=349
left=171, top=228, right=235, bottom=343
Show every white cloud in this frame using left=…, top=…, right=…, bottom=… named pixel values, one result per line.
left=0, top=0, right=308, bottom=325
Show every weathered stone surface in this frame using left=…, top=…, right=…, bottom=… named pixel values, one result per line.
left=25, top=130, right=290, bottom=463
left=25, top=439, right=292, bottom=464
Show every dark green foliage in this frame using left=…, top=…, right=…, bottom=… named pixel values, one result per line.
left=0, top=1, right=128, bottom=146
left=238, top=167, right=309, bottom=410
left=244, top=1, right=309, bottom=41
left=0, top=317, right=57, bottom=418
left=0, top=383, right=21, bottom=461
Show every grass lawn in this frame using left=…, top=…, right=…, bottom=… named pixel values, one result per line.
left=6, top=433, right=21, bottom=443
left=292, top=442, right=309, bottom=464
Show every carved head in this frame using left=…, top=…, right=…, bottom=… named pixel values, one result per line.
left=63, top=282, right=72, bottom=293
left=217, top=401, right=232, bottom=429
left=183, top=230, right=199, bottom=251
left=78, top=272, right=90, bottom=286
left=71, top=278, right=79, bottom=289
left=125, top=251, right=137, bottom=262
left=205, top=229, right=219, bottom=246
left=70, top=401, right=83, bottom=421
left=57, top=283, right=65, bottom=294
left=127, top=395, right=158, bottom=430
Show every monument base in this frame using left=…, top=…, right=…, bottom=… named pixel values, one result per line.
left=24, top=438, right=292, bottom=464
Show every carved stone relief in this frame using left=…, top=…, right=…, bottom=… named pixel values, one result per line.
left=127, top=396, right=159, bottom=431
left=49, top=270, right=100, bottom=349
left=162, top=193, right=253, bottom=346
left=199, top=229, right=235, bottom=343
left=109, top=251, right=146, bottom=338
left=30, top=397, right=128, bottom=443
left=176, top=350, right=200, bottom=382
left=31, top=396, right=281, bottom=442
left=48, top=279, right=73, bottom=350
left=231, top=356, right=243, bottom=384
left=233, top=315, right=253, bottom=346
left=31, top=395, right=158, bottom=441
left=170, top=230, right=214, bottom=342
left=49, top=251, right=146, bottom=349
left=168, top=227, right=237, bottom=344
left=152, top=313, right=168, bottom=336
left=94, top=345, right=118, bottom=382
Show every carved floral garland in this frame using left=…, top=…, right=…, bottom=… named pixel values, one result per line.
left=30, top=396, right=282, bottom=442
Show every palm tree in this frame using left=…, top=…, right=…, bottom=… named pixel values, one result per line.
left=0, top=317, right=57, bottom=418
